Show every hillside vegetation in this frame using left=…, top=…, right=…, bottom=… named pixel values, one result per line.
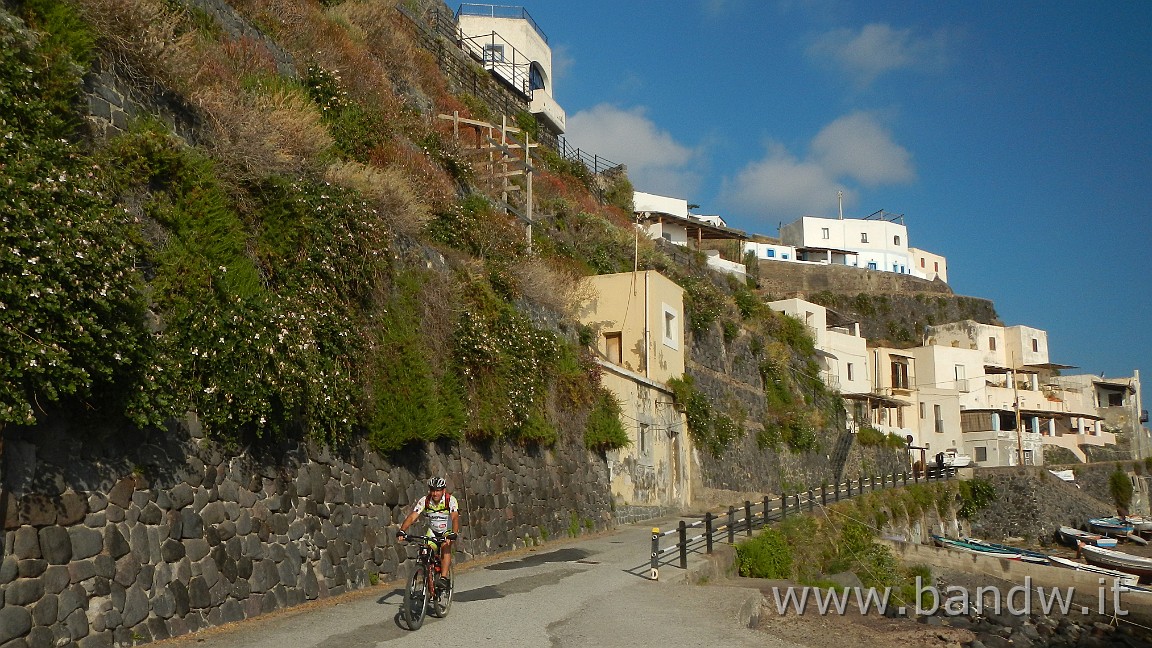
left=1, top=0, right=865, bottom=462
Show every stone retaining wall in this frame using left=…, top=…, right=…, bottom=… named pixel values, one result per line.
left=0, top=418, right=612, bottom=646
left=966, top=466, right=1112, bottom=542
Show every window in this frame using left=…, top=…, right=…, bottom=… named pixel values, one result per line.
left=483, top=44, right=505, bottom=64
left=934, top=262, right=939, bottom=272
left=896, top=406, right=905, bottom=427
left=1109, top=393, right=1125, bottom=407
left=604, top=332, right=622, bottom=365
left=821, top=227, right=830, bottom=239
left=782, top=254, right=790, bottom=260
left=661, top=304, right=679, bottom=350
left=639, top=423, right=649, bottom=455
left=975, top=446, right=988, bottom=462
left=529, top=63, right=545, bottom=91
left=846, top=363, right=854, bottom=381
left=934, top=405, right=944, bottom=433
left=1032, top=338, right=1039, bottom=352
left=955, top=365, right=968, bottom=392
left=989, top=337, right=997, bottom=351
left=920, top=258, right=925, bottom=268
left=919, top=402, right=926, bottom=419
left=860, top=232, right=869, bottom=243
left=894, top=235, right=901, bottom=246
left=890, top=359, right=910, bottom=389
left=766, top=249, right=775, bottom=258
left=867, top=262, right=877, bottom=270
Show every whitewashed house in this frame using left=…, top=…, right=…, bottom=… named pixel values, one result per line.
left=776, top=213, right=949, bottom=283
left=456, top=4, right=566, bottom=134
left=633, top=191, right=748, bottom=278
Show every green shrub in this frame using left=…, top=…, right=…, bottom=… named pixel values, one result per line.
left=856, top=426, right=885, bottom=446
left=584, top=391, right=629, bottom=452
left=736, top=527, right=793, bottom=578
left=668, top=375, right=743, bottom=457
left=958, top=478, right=996, bottom=519
left=1110, top=467, right=1134, bottom=513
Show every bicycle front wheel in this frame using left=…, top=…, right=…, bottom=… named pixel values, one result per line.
left=402, top=564, right=429, bottom=630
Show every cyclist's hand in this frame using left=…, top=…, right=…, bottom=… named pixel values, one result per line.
left=446, top=531, right=458, bottom=541
left=397, top=530, right=408, bottom=542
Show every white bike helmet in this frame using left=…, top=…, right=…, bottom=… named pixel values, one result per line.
left=427, top=476, right=447, bottom=489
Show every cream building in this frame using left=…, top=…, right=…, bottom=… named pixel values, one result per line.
left=767, top=299, right=869, bottom=397
left=922, top=320, right=1105, bottom=466
left=909, top=247, right=948, bottom=283
left=579, top=271, right=694, bottom=510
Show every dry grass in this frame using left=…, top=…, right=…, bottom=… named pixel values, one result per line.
left=367, top=138, right=457, bottom=216
left=513, top=257, right=593, bottom=319
left=324, top=160, right=432, bottom=236
left=197, top=83, right=331, bottom=180
left=77, top=0, right=200, bottom=91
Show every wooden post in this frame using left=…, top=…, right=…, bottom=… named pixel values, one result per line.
left=705, top=513, right=714, bottom=554
left=744, top=501, right=753, bottom=536
left=678, top=520, right=687, bottom=569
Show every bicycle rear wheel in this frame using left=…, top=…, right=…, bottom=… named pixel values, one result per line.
left=402, top=564, right=429, bottom=630
left=432, top=560, right=454, bottom=618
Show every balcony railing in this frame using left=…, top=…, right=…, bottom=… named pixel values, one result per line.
left=456, top=4, right=548, bottom=43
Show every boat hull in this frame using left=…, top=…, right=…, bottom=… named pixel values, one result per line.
left=1080, top=544, right=1152, bottom=582
left=1048, top=555, right=1139, bottom=586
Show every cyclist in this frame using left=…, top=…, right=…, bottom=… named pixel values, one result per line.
left=397, top=476, right=459, bottom=591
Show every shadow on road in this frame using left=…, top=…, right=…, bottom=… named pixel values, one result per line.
left=485, top=548, right=594, bottom=570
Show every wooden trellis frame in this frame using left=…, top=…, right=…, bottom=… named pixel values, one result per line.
left=437, top=112, right=536, bottom=253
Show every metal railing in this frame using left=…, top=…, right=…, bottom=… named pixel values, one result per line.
left=647, top=467, right=957, bottom=580
left=456, top=4, right=548, bottom=44
left=556, top=138, right=623, bottom=177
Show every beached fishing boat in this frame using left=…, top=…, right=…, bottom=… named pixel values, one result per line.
left=1048, top=554, right=1139, bottom=586
left=1089, top=518, right=1136, bottom=538
left=965, top=539, right=1050, bottom=564
left=1058, top=526, right=1117, bottom=548
left=931, top=535, right=1024, bottom=559
left=1080, top=544, right=1152, bottom=581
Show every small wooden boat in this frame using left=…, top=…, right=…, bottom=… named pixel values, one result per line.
left=1089, top=518, right=1136, bottom=538
left=1080, top=544, right=1152, bottom=582
left=965, top=539, right=1050, bottom=564
left=931, top=535, right=1024, bottom=559
left=1048, top=554, right=1139, bottom=586
left=1058, top=526, right=1117, bottom=548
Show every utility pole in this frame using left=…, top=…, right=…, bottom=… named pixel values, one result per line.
left=1011, top=368, right=1024, bottom=466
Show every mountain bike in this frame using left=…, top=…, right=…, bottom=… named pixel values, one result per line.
left=398, top=530, right=456, bottom=630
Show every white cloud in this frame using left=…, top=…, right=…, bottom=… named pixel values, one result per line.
left=721, top=112, right=912, bottom=219
left=812, top=112, right=914, bottom=186
left=808, top=23, right=951, bottom=86
left=565, top=104, right=702, bottom=197
left=724, top=143, right=851, bottom=217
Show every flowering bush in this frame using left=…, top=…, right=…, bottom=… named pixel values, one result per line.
left=0, top=11, right=159, bottom=427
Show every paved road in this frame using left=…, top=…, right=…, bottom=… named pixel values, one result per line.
left=158, top=520, right=789, bottom=648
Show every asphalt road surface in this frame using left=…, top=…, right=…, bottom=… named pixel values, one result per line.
left=158, top=520, right=791, bottom=648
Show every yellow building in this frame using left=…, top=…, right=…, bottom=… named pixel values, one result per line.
left=579, top=271, right=694, bottom=511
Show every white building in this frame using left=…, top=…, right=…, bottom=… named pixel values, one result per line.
left=744, top=240, right=798, bottom=262
left=633, top=191, right=748, bottom=278
left=776, top=214, right=950, bottom=283
left=921, top=320, right=1105, bottom=466
left=456, top=4, right=566, bottom=134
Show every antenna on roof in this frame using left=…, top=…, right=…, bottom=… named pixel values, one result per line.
left=837, top=190, right=844, bottom=220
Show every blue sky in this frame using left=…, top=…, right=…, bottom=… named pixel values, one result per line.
left=521, top=1, right=1152, bottom=384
